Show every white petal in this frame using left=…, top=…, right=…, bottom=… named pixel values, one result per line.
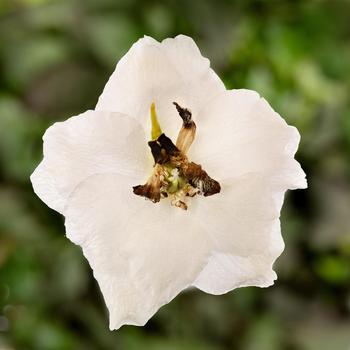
left=191, top=89, right=307, bottom=191
left=64, top=173, right=211, bottom=330
left=188, top=90, right=306, bottom=294
left=96, top=35, right=225, bottom=141
left=193, top=174, right=284, bottom=294
left=31, top=110, right=149, bottom=214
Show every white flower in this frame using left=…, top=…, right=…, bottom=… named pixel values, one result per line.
left=30, top=35, right=307, bottom=330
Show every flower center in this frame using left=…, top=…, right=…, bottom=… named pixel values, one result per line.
left=133, top=102, right=221, bottom=210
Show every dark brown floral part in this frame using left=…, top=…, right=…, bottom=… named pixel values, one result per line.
left=133, top=103, right=220, bottom=207
left=181, top=161, right=221, bottom=197
left=133, top=165, right=163, bottom=202
left=173, top=102, right=193, bottom=127
left=173, top=102, right=196, bottom=154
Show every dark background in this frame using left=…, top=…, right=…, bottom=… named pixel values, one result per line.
left=1, top=0, right=350, bottom=349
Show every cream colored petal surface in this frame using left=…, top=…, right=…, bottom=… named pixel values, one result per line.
left=187, top=89, right=306, bottom=294
left=96, top=35, right=225, bottom=141
left=192, top=174, right=284, bottom=294
left=191, top=89, right=307, bottom=191
left=31, top=110, right=149, bottom=214
left=64, top=173, right=211, bottom=330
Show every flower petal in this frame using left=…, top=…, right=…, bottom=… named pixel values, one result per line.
left=191, top=89, right=307, bottom=191
left=187, top=90, right=306, bottom=294
left=192, top=174, right=284, bottom=294
left=95, top=35, right=225, bottom=141
left=64, top=173, right=211, bottom=330
left=31, top=110, right=149, bottom=214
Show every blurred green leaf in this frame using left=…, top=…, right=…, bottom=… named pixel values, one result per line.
left=86, top=14, right=139, bottom=67
left=315, top=256, right=350, bottom=284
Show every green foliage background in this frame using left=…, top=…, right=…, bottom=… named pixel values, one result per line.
left=0, top=0, right=350, bottom=349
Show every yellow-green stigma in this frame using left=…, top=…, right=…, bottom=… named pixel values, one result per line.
left=133, top=102, right=220, bottom=210
left=150, top=102, right=162, bottom=141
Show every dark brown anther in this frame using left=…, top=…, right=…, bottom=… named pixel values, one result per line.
left=157, top=133, right=180, bottom=156
left=173, top=102, right=193, bottom=127
left=173, top=102, right=196, bottom=154
left=148, top=140, right=167, bottom=164
left=133, top=181, right=161, bottom=203
left=202, top=178, right=221, bottom=197
left=181, top=161, right=221, bottom=197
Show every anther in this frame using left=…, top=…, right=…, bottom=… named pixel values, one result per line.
left=173, top=102, right=193, bottom=127
left=148, top=140, right=167, bottom=164
left=173, top=102, right=196, bottom=154
left=157, top=133, right=180, bottom=156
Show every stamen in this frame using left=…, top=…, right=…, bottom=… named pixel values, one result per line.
left=157, top=133, right=180, bottom=156
left=133, top=102, right=220, bottom=209
left=148, top=140, right=167, bottom=164
left=171, top=157, right=221, bottom=197
left=186, top=162, right=220, bottom=195
left=133, top=164, right=162, bottom=203
left=175, top=200, right=187, bottom=210
left=173, top=102, right=196, bottom=154
left=173, top=102, right=192, bottom=126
